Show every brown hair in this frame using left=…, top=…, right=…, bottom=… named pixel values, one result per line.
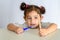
left=20, top=2, right=46, bottom=17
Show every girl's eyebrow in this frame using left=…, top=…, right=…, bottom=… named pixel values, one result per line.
left=27, top=15, right=38, bottom=17
left=27, top=16, right=31, bottom=17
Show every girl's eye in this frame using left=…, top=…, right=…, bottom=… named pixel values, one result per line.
left=35, top=17, right=38, bottom=19
left=27, top=18, right=31, bottom=19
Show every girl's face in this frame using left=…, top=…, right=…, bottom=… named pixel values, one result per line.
left=24, top=11, right=43, bottom=28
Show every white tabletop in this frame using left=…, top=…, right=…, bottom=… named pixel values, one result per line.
left=0, top=28, right=60, bottom=40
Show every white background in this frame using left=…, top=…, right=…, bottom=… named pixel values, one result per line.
left=0, top=0, right=60, bottom=28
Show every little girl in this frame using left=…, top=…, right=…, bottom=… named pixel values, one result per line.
left=7, top=2, right=57, bottom=36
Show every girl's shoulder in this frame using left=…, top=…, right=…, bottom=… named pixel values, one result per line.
left=41, top=22, right=53, bottom=28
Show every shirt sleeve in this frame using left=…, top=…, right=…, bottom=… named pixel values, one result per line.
left=41, top=22, right=52, bottom=28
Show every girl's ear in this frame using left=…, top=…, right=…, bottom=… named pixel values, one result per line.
left=41, top=16, right=44, bottom=20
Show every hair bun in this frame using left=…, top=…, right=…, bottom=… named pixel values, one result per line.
left=40, top=6, right=45, bottom=14
left=20, top=2, right=26, bottom=10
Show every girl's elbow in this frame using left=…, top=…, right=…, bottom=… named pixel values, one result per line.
left=7, top=23, right=14, bottom=30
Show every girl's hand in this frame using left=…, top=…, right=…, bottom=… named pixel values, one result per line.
left=15, top=27, right=24, bottom=34
left=39, top=28, right=48, bottom=37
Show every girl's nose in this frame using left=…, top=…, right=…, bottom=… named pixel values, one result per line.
left=31, top=19, right=35, bottom=23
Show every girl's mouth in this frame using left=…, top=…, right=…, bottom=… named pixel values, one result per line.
left=29, top=24, right=38, bottom=29
left=30, top=24, right=36, bottom=26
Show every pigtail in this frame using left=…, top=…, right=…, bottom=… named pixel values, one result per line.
left=20, top=2, right=29, bottom=10
left=40, top=6, right=45, bottom=14
left=20, top=2, right=26, bottom=10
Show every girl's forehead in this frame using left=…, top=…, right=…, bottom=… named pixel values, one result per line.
left=26, top=11, right=40, bottom=16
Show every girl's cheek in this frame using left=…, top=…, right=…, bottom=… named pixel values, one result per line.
left=26, top=20, right=30, bottom=25
left=35, top=19, right=39, bottom=22
left=27, top=19, right=31, bottom=23
left=27, top=23, right=30, bottom=27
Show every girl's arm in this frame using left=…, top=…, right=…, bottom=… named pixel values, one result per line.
left=47, top=23, right=57, bottom=34
left=7, top=23, right=24, bottom=34
left=39, top=23, right=57, bottom=36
